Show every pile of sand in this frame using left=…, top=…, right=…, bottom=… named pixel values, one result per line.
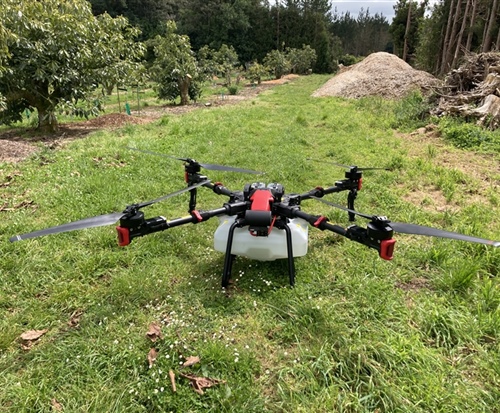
left=312, top=52, right=441, bottom=99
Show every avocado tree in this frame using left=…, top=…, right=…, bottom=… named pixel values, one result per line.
left=263, top=49, right=291, bottom=79
left=286, top=45, right=317, bottom=74
left=150, top=21, right=201, bottom=106
left=197, top=44, right=239, bottom=85
left=0, top=0, right=144, bottom=132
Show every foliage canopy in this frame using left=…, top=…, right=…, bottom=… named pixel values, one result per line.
left=0, top=0, right=144, bottom=132
left=150, top=21, right=201, bottom=105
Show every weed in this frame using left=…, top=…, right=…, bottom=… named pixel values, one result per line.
left=437, top=117, right=500, bottom=152
left=392, top=90, right=432, bottom=131
left=227, top=85, right=239, bottom=95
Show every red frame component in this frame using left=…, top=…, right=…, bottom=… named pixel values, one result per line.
left=357, top=177, right=363, bottom=191
left=380, top=239, right=396, bottom=260
left=192, top=210, right=203, bottom=222
left=116, top=226, right=130, bottom=247
left=313, top=216, right=328, bottom=228
left=250, top=189, right=274, bottom=211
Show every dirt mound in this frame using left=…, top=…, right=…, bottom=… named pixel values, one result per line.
left=312, top=52, right=440, bottom=99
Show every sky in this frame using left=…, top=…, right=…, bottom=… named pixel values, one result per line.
left=330, top=0, right=398, bottom=21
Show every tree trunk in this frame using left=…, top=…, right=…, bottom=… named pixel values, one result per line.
left=465, top=0, right=477, bottom=52
left=36, top=104, right=59, bottom=133
left=446, top=0, right=463, bottom=70
left=403, top=1, right=412, bottom=62
left=31, top=83, right=59, bottom=133
left=482, top=0, right=499, bottom=52
left=440, top=0, right=456, bottom=75
left=496, top=24, right=500, bottom=50
left=452, top=0, right=471, bottom=68
left=178, top=75, right=191, bottom=106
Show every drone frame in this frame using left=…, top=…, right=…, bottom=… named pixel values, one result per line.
left=10, top=152, right=500, bottom=289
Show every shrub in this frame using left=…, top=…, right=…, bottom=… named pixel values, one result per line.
left=437, top=118, right=500, bottom=152
left=227, top=85, right=239, bottom=95
left=392, top=90, right=432, bottom=131
left=247, top=63, right=269, bottom=85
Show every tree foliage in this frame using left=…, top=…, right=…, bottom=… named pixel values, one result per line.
left=398, top=0, right=500, bottom=74
left=389, top=0, right=427, bottom=62
left=286, top=45, right=317, bottom=74
left=263, top=49, right=291, bottom=79
left=89, top=0, right=185, bottom=39
left=150, top=21, right=201, bottom=105
left=198, top=44, right=240, bottom=85
left=87, top=0, right=396, bottom=74
left=331, top=10, right=391, bottom=59
left=0, top=0, right=144, bottom=132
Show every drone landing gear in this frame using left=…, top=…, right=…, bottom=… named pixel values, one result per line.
left=221, top=218, right=296, bottom=288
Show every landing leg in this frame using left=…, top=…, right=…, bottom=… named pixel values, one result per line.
left=277, top=221, right=295, bottom=287
left=222, top=220, right=240, bottom=288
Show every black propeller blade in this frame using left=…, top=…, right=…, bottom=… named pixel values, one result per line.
left=307, top=158, right=391, bottom=171
left=127, top=147, right=262, bottom=175
left=9, top=212, right=127, bottom=242
left=312, top=197, right=500, bottom=247
left=9, top=180, right=210, bottom=242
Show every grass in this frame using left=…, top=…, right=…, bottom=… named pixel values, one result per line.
left=1, top=75, right=499, bottom=412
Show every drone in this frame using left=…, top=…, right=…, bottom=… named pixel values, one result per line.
left=10, top=148, right=500, bottom=288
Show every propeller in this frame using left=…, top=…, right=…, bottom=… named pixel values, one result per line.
left=307, top=158, right=391, bottom=171
left=127, top=147, right=262, bottom=175
left=9, top=180, right=210, bottom=242
left=312, top=197, right=500, bottom=247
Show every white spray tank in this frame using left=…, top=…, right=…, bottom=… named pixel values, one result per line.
left=213, top=182, right=309, bottom=261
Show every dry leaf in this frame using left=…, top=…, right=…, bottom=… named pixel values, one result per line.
left=0, top=200, right=35, bottom=212
left=51, top=398, right=63, bottom=411
left=146, top=322, right=163, bottom=342
left=20, top=329, right=48, bottom=341
left=169, top=370, right=176, bottom=392
left=179, top=373, right=226, bottom=395
left=147, top=348, right=158, bottom=367
left=182, top=356, right=200, bottom=368
left=68, top=310, right=83, bottom=328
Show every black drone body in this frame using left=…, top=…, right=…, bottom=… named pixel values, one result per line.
left=10, top=149, right=500, bottom=288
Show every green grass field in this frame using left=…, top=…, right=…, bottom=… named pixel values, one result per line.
left=1, top=75, right=499, bottom=412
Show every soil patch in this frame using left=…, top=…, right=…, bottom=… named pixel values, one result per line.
left=312, top=52, right=440, bottom=99
left=396, top=277, right=431, bottom=292
left=397, top=125, right=500, bottom=210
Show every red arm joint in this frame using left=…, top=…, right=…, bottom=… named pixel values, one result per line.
left=313, top=216, right=328, bottom=228
left=116, top=226, right=130, bottom=247
left=192, top=210, right=203, bottom=223
left=380, top=239, right=396, bottom=260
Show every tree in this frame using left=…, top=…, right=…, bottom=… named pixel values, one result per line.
left=331, top=9, right=391, bottom=59
left=390, top=0, right=427, bottom=62
left=482, top=0, right=499, bottom=51
left=286, top=45, right=317, bottom=74
left=197, top=44, right=240, bottom=85
left=214, top=44, right=240, bottom=86
left=0, top=19, right=14, bottom=111
left=0, top=0, right=144, bottom=132
left=89, top=0, right=186, bottom=40
left=263, top=49, right=291, bottom=79
left=150, top=21, right=201, bottom=105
